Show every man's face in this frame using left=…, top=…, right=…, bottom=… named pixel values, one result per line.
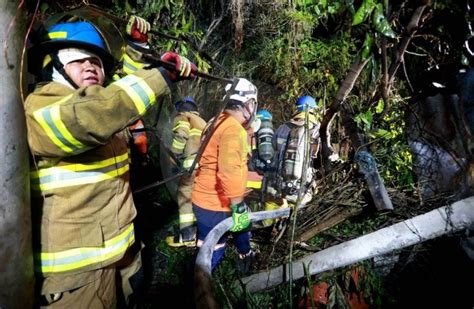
left=64, top=57, right=105, bottom=87
left=244, top=99, right=257, bottom=119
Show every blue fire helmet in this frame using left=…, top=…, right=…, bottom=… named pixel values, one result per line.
left=175, top=96, right=198, bottom=112
left=256, top=109, right=272, bottom=121
left=28, top=21, right=115, bottom=74
left=295, top=95, right=317, bottom=113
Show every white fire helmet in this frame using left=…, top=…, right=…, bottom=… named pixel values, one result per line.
left=225, top=78, right=258, bottom=104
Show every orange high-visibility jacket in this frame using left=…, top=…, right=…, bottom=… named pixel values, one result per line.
left=24, top=68, right=170, bottom=294
left=192, top=114, right=250, bottom=211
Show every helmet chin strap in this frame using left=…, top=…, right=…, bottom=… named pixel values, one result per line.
left=50, top=52, right=80, bottom=89
left=240, top=100, right=258, bottom=129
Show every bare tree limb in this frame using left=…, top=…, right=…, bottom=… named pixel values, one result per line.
left=320, top=56, right=371, bottom=172
left=378, top=5, right=430, bottom=118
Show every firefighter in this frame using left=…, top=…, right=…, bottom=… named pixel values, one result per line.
left=166, top=97, right=207, bottom=247
left=25, top=17, right=197, bottom=307
left=264, top=95, right=320, bottom=225
left=191, top=78, right=258, bottom=274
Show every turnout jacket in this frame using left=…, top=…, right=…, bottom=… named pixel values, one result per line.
left=171, top=111, right=207, bottom=169
left=192, top=114, right=250, bottom=211
left=24, top=68, right=171, bottom=290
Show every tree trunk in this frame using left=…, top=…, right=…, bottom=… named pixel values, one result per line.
left=0, top=2, right=34, bottom=308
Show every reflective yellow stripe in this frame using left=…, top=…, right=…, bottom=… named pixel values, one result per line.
left=182, top=157, right=196, bottom=169
left=123, top=54, right=144, bottom=74
left=294, top=111, right=317, bottom=124
left=42, top=55, right=52, bottom=68
left=179, top=213, right=196, bottom=224
left=33, top=94, right=86, bottom=154
left=189, top=128, right=202, bottom=137
left=246, top=180, right=262, bottom=189
left=113, top=75, right=156, bottom=115
left=31, top=152, right=129, bottom=191
left=173, top=121, right=191, bottom=131
left=172, top=139, right=186, bottom=150
left=37, top=224, right=135, bottom=273
left=48, top=31, right=67, bottom=39
left=123, top=66, right=135, bottom=75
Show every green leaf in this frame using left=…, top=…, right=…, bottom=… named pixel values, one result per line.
left=373, top=128, right=389, bottom=138
left=355, top=110, right=373, bottom=131
left=125, top=0, right=133, bottom=13
left=360, top=32, right=374, bottom=60
left=314, top=5, right=321, bottom=16
left=375, top=99, right=384, bottom=113
left=352, top=0, right=376, bottom=26
left=363, top=110, right=373, bottom=125
left=40, top=3, right=49, bottom=14
left=372, top=3, right=396, bottom=38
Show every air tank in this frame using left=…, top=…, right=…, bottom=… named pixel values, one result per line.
left=257, top=119, right=274, bottom=164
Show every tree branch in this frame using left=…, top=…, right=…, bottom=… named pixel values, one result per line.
left=320, top=56, right=371, bottom=172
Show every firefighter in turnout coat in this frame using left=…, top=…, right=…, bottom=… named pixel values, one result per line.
left=25, top=18, right=197, bottom=307
left=166, top=97, right=207, bottom=247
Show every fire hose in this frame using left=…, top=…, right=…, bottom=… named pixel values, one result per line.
left=194, top=208, right=292, bottom=309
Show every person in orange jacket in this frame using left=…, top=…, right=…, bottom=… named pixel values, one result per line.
left=192, top=78, right=258, bottom=273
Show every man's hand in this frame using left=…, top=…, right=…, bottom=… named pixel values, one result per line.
left=160, top=52, right=198, bottom=82
left=229, top=201, right=251, bottom=232
left=126, top=15, right=151, bottom=43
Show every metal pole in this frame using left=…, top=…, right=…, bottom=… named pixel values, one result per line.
left=0, top=2, right=34, bottom=308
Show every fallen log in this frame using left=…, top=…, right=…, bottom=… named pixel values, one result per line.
left=240, top=196, right=474, bottom=292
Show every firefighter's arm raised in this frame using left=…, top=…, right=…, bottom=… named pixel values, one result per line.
left=25, top=68, right=171, bottom=157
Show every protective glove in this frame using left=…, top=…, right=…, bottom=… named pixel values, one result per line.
left=229, top=201, right=251, bottom=232
left=160, top=52, right=198, bottom=82
left=126, top=15, right=151, bottom=43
